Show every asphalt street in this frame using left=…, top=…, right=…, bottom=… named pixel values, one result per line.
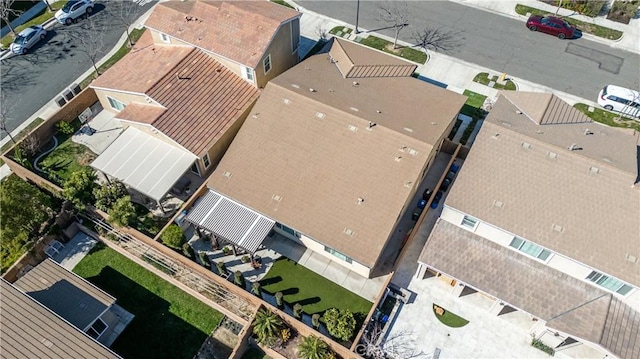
left=297, top=0, right=640, bottom=100
left=0, top=0, right=156, bottom=135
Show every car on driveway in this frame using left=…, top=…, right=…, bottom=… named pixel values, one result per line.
left=10, top=25, right=46, bottom=54
left=526, top=15, right=575, bottom=39
left=55, top=0, right=94, bottom=25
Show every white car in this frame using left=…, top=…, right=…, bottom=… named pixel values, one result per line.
left=10, top=25, right=46, bottom=54
left=55, top=0, right=94, bottom=25
left=597, top=85, right=640, bottom=119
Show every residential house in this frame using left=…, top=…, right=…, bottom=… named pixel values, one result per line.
left=0, top=272, right=122, bottom=358
left=12, top=259, right=133, bottom=347
left=416, top=92, right=640, bottom=358
left=89, top=0, right=300, bottom=206
left=186, top=38, right=467, bottom=279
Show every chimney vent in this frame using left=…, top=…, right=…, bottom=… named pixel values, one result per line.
left=367, top=121, right=376, bottom=129
left=584, top=129, right=593, bottom=135
left=352, top=81, right=359, bottom=87
left=357, top=197, right=364, bottom=204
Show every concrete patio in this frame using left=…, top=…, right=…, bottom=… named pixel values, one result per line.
left=49, top=231, right=98, bottom=271
left=72, top=103, right=123, bottom=155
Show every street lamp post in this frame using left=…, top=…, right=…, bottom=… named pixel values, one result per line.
left=355, top=0, right=361, bottom=34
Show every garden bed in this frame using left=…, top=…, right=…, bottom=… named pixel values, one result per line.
left=472, top=72, right=516, bottom=91
left=607, top=0, right=639, bottom=24
left=432, top=304, right=469, bottom=328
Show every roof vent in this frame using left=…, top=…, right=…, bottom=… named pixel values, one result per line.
left=367, top=121, right=376, bottom=129
left=283, top=98, right=291, bottom=105
left=252, top=112, right=260, bottom=119
left=352, top=81, right=359, bottom=87
left=515, top=110, right=523, bottom=115
left=501, top=121, right=512, bottom=127
left=41, top=338, right=54, bottom=348
left=329, top=89, right=335, bottom=92
left=492, top=133, right=500, bottom=139
left=551, top=224, right=564, bottom=233
left=343, top=228, right=354, bottom=236
left=536, top=130, right=544, bottom=134
left=145, top=97, right=153, bottom=103
left=348, top=125, right=358, bottom=132
left=431, top=122, right=437, bottom=125
left=625, top=253, right=638, bottom=263
left=584, top=129, right=593, bottom=135
left=350, top=107, right=359, bottom=112
left=588, top=166, right=600, bottom=174
left=408, top=149, right=418, bottom=156
left=568, top=143, right=582, bottom=151
left=215, top=68, right=222, bottom=73
left=291, top=84, right=300, bottom=89
left=493, top=200, right=505, bottom=208
left=404, top=181, right=413, bottom=188
left=395, top=156, right=402, bottom=162
left=521, top=142, right=532, bottom=149
left=309, top=88, right=316, bottom=92
left=403, top=127, right=414, bottom=133
left=315, top=112, right=325, bottom=119
left=79, top=302, right=87, bottom=309
left=357, top=197, right=364, bottom=204
left=272, top=194, right=282, bottom=202
left=547, top=151, right=558, bottom=160
left=400, top=146, right=407, bottom=152
left=376, top=110, right=381, bottom=113
left=223, top=171, right=232, bottom=178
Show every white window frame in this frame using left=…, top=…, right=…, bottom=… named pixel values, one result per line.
left=263, top=54, right=272, bottom=74
left=160, top=32, right=170, bottom=43
left=107, top=96, right=126, bottom=111
left=202, top=154, right=211, bottom=169
left=324, top=246, right=353, bottom=264
left=509, top=237, right=551, bottom=262
left=86, top=317, right=108, bottom=339
left=242, top=66, right=254, bottom=82
left=460, top=215, right=478, bottom=230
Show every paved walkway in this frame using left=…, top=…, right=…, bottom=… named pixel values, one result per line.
left=50, top=231, right=98, bottom=270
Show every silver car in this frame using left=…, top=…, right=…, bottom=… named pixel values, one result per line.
left=55, top=0, right=94, bottom=25
left=10, top=25, right=47, bottom=54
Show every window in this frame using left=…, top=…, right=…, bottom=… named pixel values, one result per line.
left=107, top=96, right=126, bottom=111
left=460, top=216, right=478, bottom=230
left=202, top=154, right=211, bottom=168
left=86, top=318, right=108, bottom=339
left=263, top=54, right=272, bottom=74
left=160, top=32, right=170, bottom=43
left=509, top=237, right=551, bottom=261
left=324, top=246, right=353, bottom=264
left=243, top=67, right=254, bottom=82
left=275, top=223, right=298, bottom=237
left=586, top=271, right=633, bottom=295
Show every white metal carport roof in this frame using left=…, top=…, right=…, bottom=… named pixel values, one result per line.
left=91, top=127, right=196, bottom=202
left=185, top=189, right=275, bottom=253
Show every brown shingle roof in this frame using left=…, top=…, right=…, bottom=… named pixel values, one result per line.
left=146, top=49, right=259, bottom=155
left=145, top=0, right=300, bottom=68
left=207, top=41, right=466, bottom=267
left=91, top=31, right=193, bottom=94
left=0, top=280, right=120, bottom=359
left=329, top=38, right=417, bottom=78
left=500, top=91, right=592, bottom=125
left=445, top=93, right=640, bottom=285
left=419, top=221, right=640, bottom=359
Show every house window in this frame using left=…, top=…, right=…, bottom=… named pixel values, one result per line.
left=107, top=96, right=126, bottom=111
left=160, top=32, right=170, bottom=43
left=290, top=18, right=300, bottom=53
left=190, top=162, right=200, bottom=176
left=263, top=54, right=272, bottom=74
left=324, top=246, right=353, bottom=264
left=275, top=223, right=298, bottom=237
left=586, top=271, right=633, bottom=295
left=460, top=216, right=478, bottom=230
left=202, top=154, right=211, bottom=168
left=86, top=318, right=108, bottom=339
left=243, top=66, right=254, bottom=82
left=509, top=237, right=551, bottom=261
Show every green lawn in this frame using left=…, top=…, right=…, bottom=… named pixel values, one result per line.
left=260, top=258, right=372, bottom=320
left=515, top=4, right=622, bottom=40
left=38, top=125, right=96, bottom=185
left=463, top=90, right=487, bottom=109
left=359, top=35, right=427, bottom=64
left=432, top=304, right=469, bottom=328
left=73, top=243, right=223, bottom=359
left=574, top=103, right=640, bottom=132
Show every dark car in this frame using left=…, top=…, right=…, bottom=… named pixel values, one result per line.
left=526, top=15, right=575, bottom=39
left=422, top=188, right=432, bottom=201
left=430, top=191, right=444, bottom=209
left=439, top=178, right=452, bottom=192
left=445, top=170, right=457, bottom=181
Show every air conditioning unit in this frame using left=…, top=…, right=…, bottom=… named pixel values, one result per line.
left=70, top=83, right=81, bottom=95
left=63, top=90, right=74, bottom=102
left=55, top=96, right=67, bottom=107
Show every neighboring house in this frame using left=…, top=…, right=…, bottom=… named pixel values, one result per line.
left=186, top=38, right=467, bottom=278
left=144, top=0, right=302, bottom=89
left=416, top=92, right=640, bottom=358
left=12, top=259, right=133, bottom=348
left=0, top=279, right=121, bottom=358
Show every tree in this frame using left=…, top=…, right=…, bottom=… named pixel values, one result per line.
left=107, top=196, right=136, bottom=227
left=0, top=91, right=16, bottom=144
left=252, top=308, right=283, bottom=345
left=378, top=0, right=410, bottom=49
left=323, top=308, right=356, bottom=342
left=68, top=15, right=106, bottom=75
left=93, top=180, right=128, bottom=211
left=356, top=321, right=427, bottom=359
left=108, top=0, right=142, bottom=47
left=161, top=224, right=186, bottom=249
left=19, top=134, right=40, bottom=158
left=62, top=166, right=97, bottom=209
left=297, top=335, right=330, bottom=359
left=0, top=0, right=21, bottom=36
left=412, top=26, right=461, bottom=55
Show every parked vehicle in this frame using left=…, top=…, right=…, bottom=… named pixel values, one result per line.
left=417, top=199, right=427, bottom=209
left=597, top=85, right=640, bottom=118
left=422, top=188, right=432, bottom=201
left=55, top=0, right=94, bottom=25
left=430, top=191, right=444, bottom=209
left=411, top=207, right=423, bottom=221
left=449, top=163, right=460, bottom=173
left=439, top=178, right=452, bottom=192
left=526, top=15, right=575, bottom=39
left=445, top=170, right=457, bottom=182
left=10, top=25, right=46, bottom=54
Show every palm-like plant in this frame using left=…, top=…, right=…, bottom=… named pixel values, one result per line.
left=253, top=309, right=283, bottom=345
left=297, top=335, right=330, bottom=359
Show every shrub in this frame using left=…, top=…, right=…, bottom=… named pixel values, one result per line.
left=297, top=335, right=330, bottom=359
left=241, top=255, right=250, bottom=263
left=216, top=261, right=227, bottom=276
left=107, top=196, right=136, bottom=227
left=161, top=225, right=186, bottom=249
left=62, top=166, right=97, bottom=209
left=56, top=121, right=75, bottom=135
left=275, top=292, right=283, bottom=308
left=252, top=282, right=262, bottom=297
left=182, top=242, right=194, bottom=259
left=198, top=251, right=210, bottom=268
left=531, top=337, right=555, bottom=356
left=311, top=314, right=320, bottom=328
left=323, top=308, right=356, bottom=342
left=253, top=308, right=283, bottom=345
left=222, top=246, right=231, bottom=255
left=93, top=180, right=128, bottom=211
left=234, top=270, right=244, bottom=286
left=293, top=303, right=303, bottom=319
left=280, top=328, right=291, bottom=343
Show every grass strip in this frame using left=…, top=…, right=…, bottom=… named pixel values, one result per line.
left=574, top=103, right=640, bottom=132
left=473, top=72, right=516, bottom=91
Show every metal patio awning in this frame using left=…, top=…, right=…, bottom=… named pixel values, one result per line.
left=90, top=127, right=196, bottom=202
left=186, top=189, right=275, bottom=253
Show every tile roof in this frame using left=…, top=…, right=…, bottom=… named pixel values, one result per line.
left=91, top=31, right=193, bottom=94
left=445, top=93, right=640, bottom=285
left=0, top=279, right=120, bottom=359
left=207, top=40, right=466, bottom=267
left=92, top=31, right=259, bottom=156
left=14, top=259, right=115, bottom=331
left=419, top=220, right=640, bottom=359
left=145, top=0, right=301, bottom=68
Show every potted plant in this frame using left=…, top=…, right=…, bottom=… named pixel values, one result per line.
left=311, top=314, right=320, bottom=329
left=234, top=270, right=244, bottom=287
left=252, top=282, right=262, bottom=297
left=215, top=261, right=227, bottom=277
left=293, top=303, right=303, bottom=319
left=275, top=292, right=283, bottom=308
left=241, top=255, right=250, bottom=263
left=222, top=246, right=231, bottom=255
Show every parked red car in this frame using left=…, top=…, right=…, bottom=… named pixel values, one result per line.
left=526, top=15, right=576, bottom=39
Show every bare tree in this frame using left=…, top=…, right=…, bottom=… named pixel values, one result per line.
left=20, top=134, right=40, bottom=158
left=316, top=23, right=328, bottom=41
left=109, top=0, right=144, bottom=47
left=378, top=0, right=410, bottom=49
left=412, top=26, right=461, bottom=55
left=0, top=91, right=16, bottom=144
left=356, top=321, right=428, bottom=359
left=68, top=15, right=106, bottom=76
left=0, top=0, right=21, bottom=36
